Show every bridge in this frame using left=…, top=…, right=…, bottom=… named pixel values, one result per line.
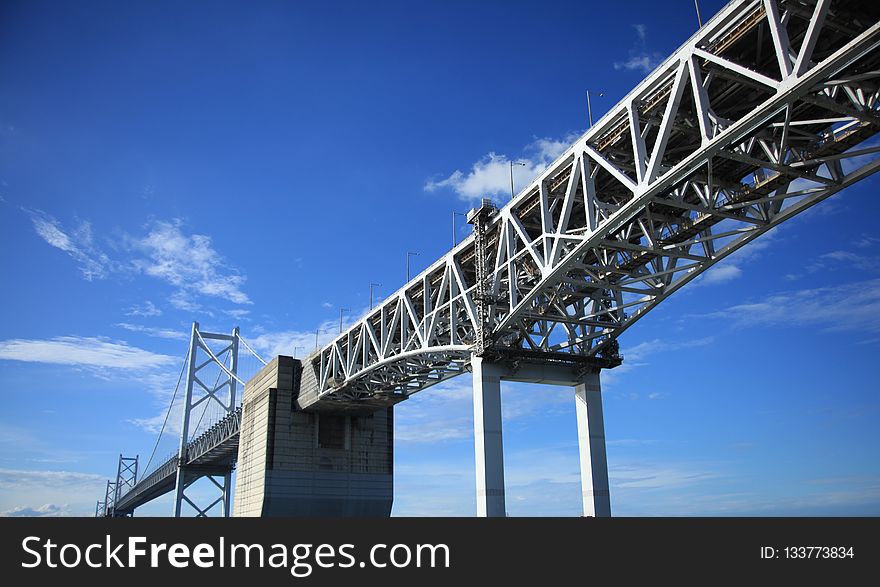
left=97, top=0, right=880, bottom=518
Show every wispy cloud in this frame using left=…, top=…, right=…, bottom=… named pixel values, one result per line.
left=26, top=210, right=253, bottom=311
left=28, top=210, right=113, bottom=280
left=693, top=262, right=742, bottom=287
left=0, top=336, right=174, bottom=369
left=0, top=469, right=105, bottom=517
left=0, top=468, right=104, bottom=490
left=853, top=235, right=880, bottom=248
left=692, top=278, right=880, bottom=334
left=614, top=24, right=662, bottom=73
left=0, top=503, right=67, bottom=517
left=622, top=336, right=714, bottom=363
left=132, top=220, right=251, bottom=307
left=224, top=308, right=250, bottom=319
left=126, top=300, right=162, bottom=317
left=115, top=323, right=188, bottom=341
left=425, top=134, right=578, bottom=202
left=395, top=378, right=572, bottom=444
left=247, top=320, right=339, bottom=358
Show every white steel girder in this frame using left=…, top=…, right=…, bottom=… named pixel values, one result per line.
left=312, top=0, right=880, bottom=402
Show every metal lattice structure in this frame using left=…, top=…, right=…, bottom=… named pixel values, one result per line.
left=100, top=323, right=263, bottom=517
left=172, top=322, right=241, bottom=517
left=313, top=0, right=880, bottom=404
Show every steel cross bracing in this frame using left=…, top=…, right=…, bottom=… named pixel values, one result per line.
left=314, top=0, right=880, bottom=403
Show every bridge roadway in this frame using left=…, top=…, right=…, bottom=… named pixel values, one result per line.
left=108, top=0, right=880, bottom=515
left=113, top=408, right=241, bottom=515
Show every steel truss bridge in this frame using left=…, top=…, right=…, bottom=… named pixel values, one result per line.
left=98, top=0, right=880, bottom=517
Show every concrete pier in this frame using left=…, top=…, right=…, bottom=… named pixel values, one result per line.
left=233, top=356, right=393, bottom=517
left=469, top=356, right=611, bottom=518
left=575, top=372, right=611, bottom=517
left=471, top=356, right=507, bottom=517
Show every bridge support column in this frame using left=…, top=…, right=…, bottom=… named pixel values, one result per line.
left=575, top=371, right=610, bottom=517
left=471, top=356, right=506, bottom=517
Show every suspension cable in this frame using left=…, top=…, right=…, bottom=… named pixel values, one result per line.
left=238, top=334, right=267, bottom=365
left=142, top=343, right=191, bottom=476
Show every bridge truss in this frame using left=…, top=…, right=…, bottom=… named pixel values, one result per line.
left=314, top=0, right=880, bottom=404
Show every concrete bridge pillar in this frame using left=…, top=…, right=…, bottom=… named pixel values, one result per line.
left=471, top=356, right=506, bottom=517
left=575, top=372, right=611, bottom=517
left=233, top=356, right=393, bottom=517
left=469, top=356, right=612, bottom=518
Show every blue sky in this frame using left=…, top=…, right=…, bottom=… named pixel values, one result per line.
left=1, top=0, right=878, bottom=517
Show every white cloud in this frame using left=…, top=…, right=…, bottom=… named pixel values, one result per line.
left=0, top=468, right=104, bottom=490
left=622, top=336, right=714, bottom=363
left=115, top=323, right=188, bottom=341
left=853, top=235, right=880, bottom=248
left=0, top=469, right=106, bottom=517
left=126, top=300, right=162, bottom=317
left=694, top=263, right=743, bottom=287
left=224, top=309, right=250, bottom=319
left=247, top=324, right=333, bottom=359
left=321, top=302, right=333, bottom=309
left=132, top=220, right=251, bottom=307
left=395, top=378, right=572, bottom=444
left=693, top=278, right=880, bottom=335
left=425, top=134, right=578, bottom=202
left=0, top=503, right=67, bottom=517
left=0, top=336, right=174, bottom=369
left=28, top=211, right=112, bottom=280
left=611, top=461, right=721, bottom=489
left=614, top=24, right=662, bottom=73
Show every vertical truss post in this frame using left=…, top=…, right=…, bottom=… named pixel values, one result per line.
left=467, top=198, right=497, bottom=357
left=173, top=322, right=199, bottom=517
left=173, top=322, right=242, bottom=517
left=95, top=500, right=104, bottom=518
left=104, top=480, right=117, bottom=517
left=224, top=326, right=240, bottom=517
left=112, top=454, right=138, bottom=516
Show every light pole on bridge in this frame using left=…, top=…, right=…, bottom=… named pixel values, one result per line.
left=339, top=308, right=350, bottom=334
left=452, top=211, right=467, bottom=247
left=587, top=90, right=604, bottom=128
left=370, top=283, right=382, bottom=310
left=406, top=251, right=420, bottom=282
left=315, top=327, right=332, bottom=351
left=509, top=160, right=527, bottom=201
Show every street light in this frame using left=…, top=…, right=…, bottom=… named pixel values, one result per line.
left=292, top=346, right=305, bottom=359
left=314, top=327, right=332, bottom=351
left=509, top=160, right=527, bottom=200
left=339, top=308, right=350, bottom=334
left=694, top=0, right=703, bottom=27
left=406, top=252, right=420, bottom=282
left=369, top=283, right=382, bottom=310
left=452, top=211, right=467, bottom=247
left=587, top=90, right=605, bottom=128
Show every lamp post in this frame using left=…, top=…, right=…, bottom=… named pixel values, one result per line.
left=292, top=346, right=305, bottom=359
left=587, top=90, right=605, bottom=128
left=452, top=211, right=467, bottom=247
left=339, top=308, right=350, bottom=334
left=314, top=327, right=332, bottom=351
left=509, top=160, right=527, bottom=200
left=369, top=283, right=382, bottom=310
left=694, top=0, right=703, bottom=27
left=406, top=252, right=420, bottom=282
